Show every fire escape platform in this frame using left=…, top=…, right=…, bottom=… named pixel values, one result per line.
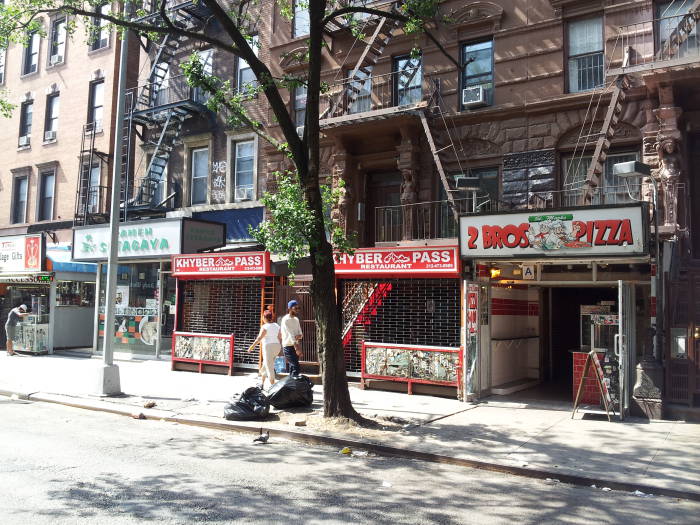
left=320, top=100, right=428, bottom=129
left=131, top=101, right=206, bottom=126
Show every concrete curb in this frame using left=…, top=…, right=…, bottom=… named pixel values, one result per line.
left=8, top=390, right=700, bottom=502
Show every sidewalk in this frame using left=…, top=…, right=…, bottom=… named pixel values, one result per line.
left=1, top=351, right=699, bottom=499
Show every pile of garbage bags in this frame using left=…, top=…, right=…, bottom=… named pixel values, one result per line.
left=223, top=375, right=314, bottom=421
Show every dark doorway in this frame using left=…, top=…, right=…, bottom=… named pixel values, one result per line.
left=366, top=172, right=402, bottom=246
left=690, top=133, right=700, bottom=257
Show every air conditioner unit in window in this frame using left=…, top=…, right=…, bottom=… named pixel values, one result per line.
left=296, top=126, right=305, bottom=138
left=44, top=130, right=57, bottom=141
left=49, top=55, right=63, bottom=65
left=18, top=135, right=30, bottom=147
left=462, top=86, right=487, bottom=108
left=235, top=187, right=254, bottom=201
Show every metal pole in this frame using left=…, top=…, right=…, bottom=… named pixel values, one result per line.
left=97, top=18, right=130, bottom=396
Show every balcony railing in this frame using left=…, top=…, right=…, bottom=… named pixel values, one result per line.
left=373, top=183, right=690, bottom=243
left=608, top=11, right=700, bottom=75
left=320, top=68, right=430, bottom=122
left=129, top=74, right=208, bottom=116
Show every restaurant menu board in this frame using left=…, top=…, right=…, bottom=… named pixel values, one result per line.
left=364, top=344, right=460, bottom=384
left=174, top=333, right=232, bottom=363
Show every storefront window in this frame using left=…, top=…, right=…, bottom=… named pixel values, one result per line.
left=98, top=262, right=160, bottom=355
left=56, top=281, right=95, bottom=307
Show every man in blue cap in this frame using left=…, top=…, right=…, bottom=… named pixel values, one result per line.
left=280, top=299, right=303, bottom=376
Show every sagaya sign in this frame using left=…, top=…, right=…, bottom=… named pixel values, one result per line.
left=0, top=234, right=44, bottom=273
left=459, top=205, right=648, bottom=259
left=72, top=218, right=225, bottom=261
left=334, top=246, right=460, bottom=277
left=172, top=252, right=270, bottom=278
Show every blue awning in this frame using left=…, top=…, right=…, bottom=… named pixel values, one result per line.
left=47, top=248, right=97, bottom=274
left=193, top=207, right=263, bottom=243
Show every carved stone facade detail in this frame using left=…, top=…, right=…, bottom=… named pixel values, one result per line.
left=448, top=2, right=504, bottom=31
left=397, top=130, right=420, bottom=240
left=653, top=87, right=682, bottom=232
left=331, top=150, right=352, bottom=233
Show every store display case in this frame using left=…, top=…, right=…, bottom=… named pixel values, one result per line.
left=15, top=314, right=50, bottom=354
left=361, top=342, right=462, bottom=396
left=172, top=331, right=234, bottom=375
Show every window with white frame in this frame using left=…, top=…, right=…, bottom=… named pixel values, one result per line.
left=462, top=39, right=494, bottom=108
left=293, top=0, right=310, bottom=38
left=563, top=151, right=640, bottom=205
left=12, top=175, right=28, bottom=224
left=19, top=100, right=33, bottom=146
left=657, top=1, right=698, bottom=58
left=567, top=17, right=604, bottom=93
left=88, top=80, right=104, bottom=131
left=237, top=35, right=258, bottom=93
left=394, top=54, right=422, bottom=106
left=293, top=84, right=307, bottom=128
left=23, top=31, right=40, bottom=75
left=347, top=68, right=371, bottom=114
left=191, top=147, right=209, bottom=205
left=90, top=5, right=110, bottom=51
left=37, top=170, right=55, bottom=221
left=194, top=49, right=213, bottom=103
left=44, top=93, right=59, bottom=141
left=83, top=162, right=101, bottom=213
left=232, top=140, right=255, bottom=201
left=49, top=17, right=67, bottom=65
left=0, top=48, right=6, bottom=85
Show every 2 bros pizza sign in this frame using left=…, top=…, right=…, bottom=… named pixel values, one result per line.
left=459, top=204, right=648, bottom=258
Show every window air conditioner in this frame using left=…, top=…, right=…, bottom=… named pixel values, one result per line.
left=296, top=126, right=305, bottom=138
left=44, top=130, right=57, bottom=141
left=18, top=135, right=30, bottom=147
left=235, top=187, right=253, bottom=201
left=49, top=54, right=63, bottom=65
left=462, top=85, right=487, bottom=108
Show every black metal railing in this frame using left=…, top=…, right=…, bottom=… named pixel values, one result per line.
left=130, top=74, right=206, bottom=114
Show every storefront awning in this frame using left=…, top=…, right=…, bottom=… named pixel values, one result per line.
left=193, top=207, right=263, bottom=243
left=47, top=247, right=97, bottom=274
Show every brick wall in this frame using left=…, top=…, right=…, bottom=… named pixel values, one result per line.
left=181, top=279, right=261, bottom=366
left=341, top=278, right=460, bottom=373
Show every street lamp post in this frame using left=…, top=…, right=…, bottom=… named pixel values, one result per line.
left=97, top=19, right=131, bottom=396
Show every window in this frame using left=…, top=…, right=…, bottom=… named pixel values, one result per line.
left=469, top=167, right=499, bottom=210
left=83, top=162, right=101, bottom=213
left=23, top=31, right=40, bottom=75
left=88, top=80, right=104, bottom=131
left=44, top=93, right=59, bottom=141
left=0, top=48, right=6, bottom=84
left=563, top=151, right=640, bottom=205
left=191, top=147, right=209, bottom=205
left=154, top=65, right=170, bottom=106
left=347, top=69, right=372, bottom=114
left=567, top=17, right=604, bottom=93
left=237, top=35, right=258, bottom=93
left=19, top=100, right=33, bottom=146
left=12, top=176, right=28, bottom=224
left=293, top=84, right=307, bottom=128
left=193, top=49, right=213, bottom=103
left=49, top=17, right=66, bottom=65
left=657, top=1, right=698, bottom=58
left=293, top=0, right=310, bottom=38
left=90, top=5, right=110, bottom=51
left=394, top=55, right=422, bottom=106
left=233, top=140, right=255, bottom=201
left=462, top=39, right=494, bottom=108
left=37, top=170, right=55, bottom=221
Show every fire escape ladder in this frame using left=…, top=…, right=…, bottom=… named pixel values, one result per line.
left=342, top=282, right=380, bottom=339
left=580, top=76, right=631, bottom=205
left=419, top=109, right=460, bottom=221
left=330, top=12, right=403, bottom=117
left=74, top=122, right=99, bottom=226
left=656, top=2, right=700, bottom=60
left=119, top=91, right=135, bottom=221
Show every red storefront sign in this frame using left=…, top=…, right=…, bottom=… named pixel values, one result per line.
left=467, top=284, right=479, bottom=334
left=334, top=246, right=460, bottom=277
left=172, top=252, right=270, bottom=278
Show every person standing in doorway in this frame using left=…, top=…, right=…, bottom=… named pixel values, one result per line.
left=281, top=299, right=303, bottom=376
left=248, top=310, right=282, bottom=388
left=5, top=304, right=29, bottom=356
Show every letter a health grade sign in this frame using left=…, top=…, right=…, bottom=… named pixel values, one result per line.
left=459, top=204, right=648, bottom=259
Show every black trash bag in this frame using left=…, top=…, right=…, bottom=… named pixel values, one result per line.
left=267, top=374, right=314, bottom=409
left=223, top=386, right=270, bottom=421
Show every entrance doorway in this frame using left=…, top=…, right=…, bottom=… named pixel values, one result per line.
left=366, top=172, right=402, bottom=246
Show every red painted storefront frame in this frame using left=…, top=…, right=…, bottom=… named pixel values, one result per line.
left=171, top=331, right=235, bottom=375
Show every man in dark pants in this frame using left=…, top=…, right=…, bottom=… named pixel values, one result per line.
left=280, top=300, right=303, bottom=376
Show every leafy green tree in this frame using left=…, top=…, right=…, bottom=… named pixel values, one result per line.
left=0, top=0, right=441, bottom=419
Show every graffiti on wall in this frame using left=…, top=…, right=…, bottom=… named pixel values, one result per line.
left=210, top=160, right=227, bottom=204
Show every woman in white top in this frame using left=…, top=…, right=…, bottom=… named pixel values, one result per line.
left=248, top=310, right=282, bottom=388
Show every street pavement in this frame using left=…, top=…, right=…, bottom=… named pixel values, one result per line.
left=1, top=397, right=698, bottom=525
left=1, top=351, right=699, bottom=499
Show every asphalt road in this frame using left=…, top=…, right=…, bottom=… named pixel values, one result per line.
left=0, top=396, right=696, bottom=525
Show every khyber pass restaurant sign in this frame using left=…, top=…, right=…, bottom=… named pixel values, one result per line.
left=334, top=246, right=460, bottom=277
left=172, top=252, right=270, bottom=278
left=459, top=204, right=648, bottom=259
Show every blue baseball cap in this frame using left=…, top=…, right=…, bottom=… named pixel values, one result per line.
left=288, top=300, right=299, bottom=309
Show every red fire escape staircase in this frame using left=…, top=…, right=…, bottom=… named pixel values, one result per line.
left=341, top=282, right=393, bottom=347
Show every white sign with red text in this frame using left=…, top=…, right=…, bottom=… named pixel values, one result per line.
left=334, top=246, right=460, bottom=276
left=459, top=205, right=647, bottom=258
left=172, top=252, right=270, bottom=278
left=0, top=234, right=43, bottom=273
